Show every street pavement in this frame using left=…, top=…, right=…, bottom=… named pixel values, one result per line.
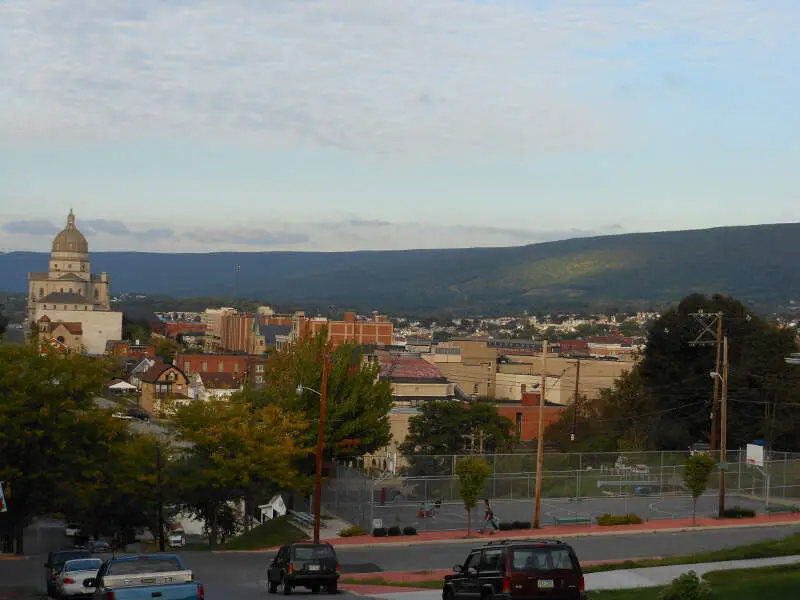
left=370, top=492, right=768, bottom=533
left=364, top=555, right=800, bottom=599
left=5, top=519, right=800, bottom=597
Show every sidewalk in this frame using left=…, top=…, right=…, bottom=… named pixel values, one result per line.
left=348, top=554, right=800, bottom=599
left=320, top=513, right=800, bottom=550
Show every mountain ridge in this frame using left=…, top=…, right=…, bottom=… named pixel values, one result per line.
left=2, top=223, right=798, bottom=313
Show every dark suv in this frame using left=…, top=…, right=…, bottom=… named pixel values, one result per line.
left=44, top=548, right=91, bottom=597
left=267, top=542, right=340, bottom=595
left=443, top=539, right=586, bottom=600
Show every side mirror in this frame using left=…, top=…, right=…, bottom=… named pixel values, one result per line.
left=467, top=567, right=478, bottom=576
left=83, top=578, right=96, bottom=588
left=452, top=565, right=462, bottom=573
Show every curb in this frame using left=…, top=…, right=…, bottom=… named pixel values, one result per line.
left=212, top=518, right=800, bottom=553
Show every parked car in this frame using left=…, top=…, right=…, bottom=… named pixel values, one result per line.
left=111, top=411, right=133, bottom=420
left=55, top=557, right=104, bottom=598
left=267, top=542, right=340, bottom=595
left=44, top=549, right=91, bottom=598
left=88, top=540, right=112, bottom=554
left=126, top=407, right=150, bottom=422
left=443, top=539, right=586, bottom=600
left=168, top=528, right=186, bottom=548
left=64, top=524, right=81, bottom=537
left=83, top=554, right=203, bottom=600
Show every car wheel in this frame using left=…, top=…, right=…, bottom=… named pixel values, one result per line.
left=311, top=585, right=320, bottom=593
left=443, top=588, right=454, bottom=600
left=326, top=583, right=338, bottom=595
left=268, top=579, right=279, bottom=594
left=481, top=591, right=493, bottom=600
left=283, top=577, right=293, bottom=595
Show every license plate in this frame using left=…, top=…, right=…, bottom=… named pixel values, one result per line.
left=537, top=579, right=554, bottom=589
left=308, top=565, right=320, bottom=571
left=141, top=578, right=157, bottom=584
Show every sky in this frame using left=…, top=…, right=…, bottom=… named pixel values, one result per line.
left=0, top=0, right=798, bottom=253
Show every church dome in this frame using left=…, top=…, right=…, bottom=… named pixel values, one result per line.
left=52, top=210, right=89, bottom=254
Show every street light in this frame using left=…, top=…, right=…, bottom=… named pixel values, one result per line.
left=296, top=354, right=331, bottom=544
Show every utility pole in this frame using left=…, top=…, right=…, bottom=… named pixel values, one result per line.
left=718, top=335, right=729, bottom=518
left=689, top=310, right=724, bottom=451
left=570, top=359, right=581, bottom=442
left=533, top=339, right=548, bottom=529
left=313, top=345, right=331, bottom=544
left=156, top=441, right=165, bottom=552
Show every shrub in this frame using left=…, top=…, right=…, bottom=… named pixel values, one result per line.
left=596, top=513, right=643, bottom=526
left=512, top=521, right=531, bottom=530
left=498, top=522, right=514, bottom=531
left=372, top=527, right=387, bottom=537
left=402, top=526, right=417, bottom=536
left=387, top=525, right=402, bottom=537
left=339, top=525, right=367, bottom=538
left=659, top=571, right=711, bottom=600
left=721, top=506, right=756, bottom=519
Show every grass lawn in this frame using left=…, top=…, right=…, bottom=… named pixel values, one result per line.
left=339, top=577, right=443, bottom=589
left=175, top=516, right=308, bottom=551
left=584, top=532, right=800, bottom=573
left=591, top=565, right=800, bottom=599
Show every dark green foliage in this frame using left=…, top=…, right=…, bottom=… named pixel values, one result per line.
left=339, top=525, right=367, bottom=537
left=658, top=571, right=711, bottom=600
left=596, top=514, right=643, bottom=526
left=512, top=520, right=531, bottom=529
left=387, top=525, right=402, bottom=537
left=402, top=526, right=417, bottom=536
left=684, top=454, right=717, bottom=522
left=498, top=522, right=514, bottom=531
left=721, top=507, right=756, bottom=519
left=372, top=527, right=387, bottom=537
left=3, top=223, right=800, bottom=313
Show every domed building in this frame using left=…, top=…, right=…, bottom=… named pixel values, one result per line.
left=27, top=210, right=122, bottom=354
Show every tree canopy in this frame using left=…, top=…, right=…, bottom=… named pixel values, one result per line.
left=455, top=456, right=492, bottom=534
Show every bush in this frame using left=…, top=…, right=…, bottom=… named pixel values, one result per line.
left=512, top=521, right=531, bottom=530
left=402, top=526, right=417, bottom=536
left=721, top=506, right=756, bottom=519
left=372, top=527, right=387, bottom=537
left=498, top=522, right=514, bottom=531
left=596, top=513, right=643, bottom=526
left=339, top=525, right=367, bottom=538
left=387, top=525, right=402, bottom=537
left=659, top=571, right=711, bottom=600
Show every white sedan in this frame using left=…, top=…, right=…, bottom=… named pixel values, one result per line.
left=64, top=524, right=81, bottom=537
left=56, top=558, right=103, bottom=598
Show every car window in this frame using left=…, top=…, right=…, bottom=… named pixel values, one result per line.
left=463, top=551, right=481, bottom=571
left=479, top=549, right=503, bottom=572
left=510, top=548, right=575, bottom=571
left=66, top=559, right=103, bottom=572
left=53, top=552, right=91, bottom=567
left=293, top=545, right=335, bottom=560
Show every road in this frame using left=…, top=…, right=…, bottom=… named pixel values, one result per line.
left=368, top=492, right=767, bottom=533
left=5, top=520, right=800, bottom=597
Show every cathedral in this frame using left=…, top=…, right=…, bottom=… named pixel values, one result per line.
left=27, top=210, right=122, bottom=355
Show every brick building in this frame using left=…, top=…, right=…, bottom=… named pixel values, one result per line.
left=291, top=311, right=392, bottom=348
left=175, top=352, right=268, bottom=385
left=494, top=392, right=567, bottom=442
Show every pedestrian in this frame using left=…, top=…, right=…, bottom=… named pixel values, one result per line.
left=433, top=498, right=442, bottom=519
left=478, top=498, right=499, bottom=534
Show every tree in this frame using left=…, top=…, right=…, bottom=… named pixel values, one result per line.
left=170, top=398, right=308, bottom=548
left=0, top=343, right=112, bottom=553
left=122, top=316, right=152, bottom=344
left=246, top=334, right=393, bottom=466
left=399, top=401, right=514, bottom=475
left=0, top=304, right=8, bottom=337
left=455, top=456, right=492, bottom=535
left=683, top=454, right=717, bottom=524
left=153, top=337, right=181, bottom=363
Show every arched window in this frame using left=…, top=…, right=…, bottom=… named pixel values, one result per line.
left=94, top=289, right=99, bottom=300
left=56, top=336, right=65, bottom=344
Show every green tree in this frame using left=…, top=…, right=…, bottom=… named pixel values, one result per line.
left=0, top=344, right=111, bottom=553
left=122, top=316, right=152, bottom=344
left=683, top=454, right=717, bottom=524
left=170, top=399, right=308, bottom=548
left=246, top=334, right=393, bottom=466
left=455, top=456, right=492, bottom=535
left=153, top=337, right=181, bottom=363
left=0, top=303, right=8, bottom=337
left=399, top=401, right=513, bottom=476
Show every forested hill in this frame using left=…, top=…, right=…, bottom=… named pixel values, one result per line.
left=1, top=223, right=798, bottom=314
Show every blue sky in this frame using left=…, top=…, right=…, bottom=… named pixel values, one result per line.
left=1, top=0, right=798, bottom=252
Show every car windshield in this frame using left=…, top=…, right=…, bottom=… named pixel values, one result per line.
left=108, top=557, right=182, bottom=575
left=66, top=559, right=103, bottom=572
left=293, top=545, right=334, bottom=560
left=510, top=547, right=575, bottom=571
left=53, top=552, right=90, bottom=567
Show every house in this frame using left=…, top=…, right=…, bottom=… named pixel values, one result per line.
left=139, top=361, right=190, bottom=415
left=36, top=315, right=83, bottom=353
left=105, top=340, right=156, bottom=374
left=378, top=352, right=456, bottom=407
left=129, top=357, right=159, bottom=390
left=188, top=372, right=243, bottom=402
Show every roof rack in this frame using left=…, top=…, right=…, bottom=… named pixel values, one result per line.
left=484, top=538, right=563, bottom=546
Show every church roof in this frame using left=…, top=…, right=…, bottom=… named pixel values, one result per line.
left=40, top=291, right=91, bottom=304
left=55, top=322, right=84, bottom=335
left=56, top=273, right=86, bottom=281
left=52, top=210, right=89, bottom=255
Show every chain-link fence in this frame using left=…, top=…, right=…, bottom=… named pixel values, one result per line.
left=322, top=450, right=800, bottom=533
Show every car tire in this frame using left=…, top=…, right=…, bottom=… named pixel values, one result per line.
left=268, top=580, right=279, bottom=594
left=327, top=583, right=337, bottom=595
left=443, top=588, right=454, bottom=600
left=481, top=591, right=493, bottom=600
left=311, top=585, right=320, bottom=593
left=283, top=577, right=293, bottom=595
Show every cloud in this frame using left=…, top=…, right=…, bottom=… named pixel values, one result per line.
left=1, top=0, right=795, bottom=155
left=1, top=220, right=59, bottom=235
left=184, top=229, right=310, bottom=247
left=82, top=219, right=131, bottom=236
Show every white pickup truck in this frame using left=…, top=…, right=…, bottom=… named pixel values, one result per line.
left=168, top=528, right=186, bottom=548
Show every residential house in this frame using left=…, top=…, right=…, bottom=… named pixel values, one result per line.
left=36, top=315, right=83, bottom=353
left=128, top=357, right=159, bottom=390
left=139, top=361, right=190, bottom=415
left=105, top=340, right=156, bottom=374
left=188, top=372, right=243, bottom=402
